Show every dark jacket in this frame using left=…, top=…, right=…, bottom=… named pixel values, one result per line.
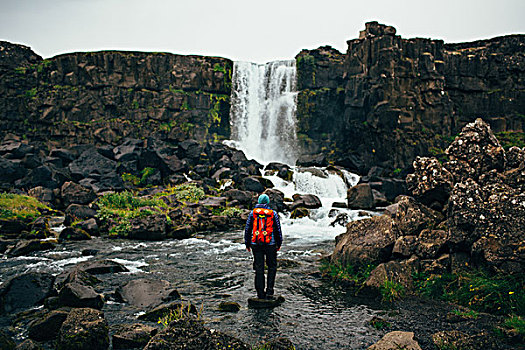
left=244, top=203, right=283, bottom=248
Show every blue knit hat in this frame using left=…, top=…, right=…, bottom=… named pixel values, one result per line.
left=258, top=194, right=270, bottom=204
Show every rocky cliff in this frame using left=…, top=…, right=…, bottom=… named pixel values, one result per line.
left=0, top=41, right=233, bottom=147
left=296, top=22, right=525, bottom=173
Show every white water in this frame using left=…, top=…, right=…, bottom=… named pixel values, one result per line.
left=228, top=60, right=369, bottom=246
left=228, top=61, right=298, bottom=165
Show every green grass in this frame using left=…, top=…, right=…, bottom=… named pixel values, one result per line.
left=502, top=315, right=525, bottom=336
left=452, top=308, right=479, bottom=319
left=380, top=278, right=405, bottom=302
left=220, top=207, right=243, bottom=218
left=157, top=302, right=202, bottom=328
left=0, top=193, right=50, bottom=220
left=154, top=183, right=205, bottom=203
left=413, top=270, right=525, bottom=316
left=320, top=260, right=376, bottom=287
left=495, top=131, right=525, bottom=150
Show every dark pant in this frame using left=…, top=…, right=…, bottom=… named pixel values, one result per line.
left=252, top=244, right=278, bottom=298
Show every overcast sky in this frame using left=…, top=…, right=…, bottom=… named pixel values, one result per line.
left=1, top=0, right=524, bottom=63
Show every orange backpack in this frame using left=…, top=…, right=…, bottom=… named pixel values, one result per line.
left=251, top=208, right=275, bottom=244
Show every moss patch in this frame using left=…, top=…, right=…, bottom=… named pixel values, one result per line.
left=0, top=193, right=50, bottom=220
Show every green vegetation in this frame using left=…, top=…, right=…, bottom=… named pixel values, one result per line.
left=495, top=131, right=525, bottom=150
left=502, top=315, right=525, bottom=337
left=320, top=260, right=376, bottom=290
left=96, top=191, right=168, bottom=237
left=452, top=308, right=479, bottom=319
left=131, top=100, right=139, bottom=109
left=209, top=94, right=228, bottom=124
left=220, top=207, right=243, bottom=218
left=155, top=183, right=205, bottom=203
left=413, top=270, right=525, bottom=316
left=15, top=67, right=26, bottom=74
left=380, top=278, right=405, bottom=302
left=213, top=63, right=227, bottom=74
left=0, top=193, right=50, bottom=221
left=25, top=87, right=38, bottom=99
left=368, top=317, right=391, bottom=330
left=157, top=302, right=203, bottom=328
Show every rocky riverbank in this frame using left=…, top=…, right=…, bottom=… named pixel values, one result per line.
left=328, top=118, right=525, bottom=349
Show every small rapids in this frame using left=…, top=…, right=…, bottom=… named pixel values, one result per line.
left=0, top=230, right=383, bottom=349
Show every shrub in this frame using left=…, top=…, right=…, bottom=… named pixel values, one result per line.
left=502, top=315, right=525, bottom=336
left=221, top=207, right=243, bottom=218
left=155, top=183, right=205, bottom=203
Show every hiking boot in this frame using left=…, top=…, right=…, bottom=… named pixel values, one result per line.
left=257, top=292, right=266, bottom=299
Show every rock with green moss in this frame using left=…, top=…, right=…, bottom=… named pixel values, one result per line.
left=111, top=324, right=157, bottom=350
left=57, top=308, right=109, bottom=350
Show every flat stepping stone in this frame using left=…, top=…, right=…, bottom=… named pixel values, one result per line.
left=247, top=296, right=285, bottom=309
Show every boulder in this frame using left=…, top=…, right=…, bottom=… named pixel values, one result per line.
left=199, top=196, right=227, bottom=207
left=242, top=176, right=270, bottom=193
left=116, top=278, right=180, bottom=309
left=296, top=153, right=327, bottom=167
left=28, top=217, right=52, bottom=238
left=290, top=207, right=309, bottom=219
left=332, top=215, right=398, bottom=266
left=290, top=194, right=322, bottom=210
left=347, top=183, right=374, bottom=209
left=28, top=186, right=54, bottom=203
left=61, top=181, right=96, bottom=206
left=445, top=118, right=505, bottom=182
left=138, top=301, right=197, bottom=322
left=65, top=204, right=97, bottom=222
left=58, top=282, right=104, bottom=309
left=222, top=189, right=253, bottom=205
left=263, top=188, right=287, bottom=212
left=0, top=272, right=55, bottom=314
left=144, top=317, right=250, bottom=350
left=394, top=196, right=443, bottom=237
left=6, top=239, right=56, bottom=257
left=169, top=225, right=196, bottom=240
left=28, top=309, right=69, bottom=341
left=416, top=229, right=448, bottom=259
left=77, top=259, right=129, bottom=275
left=129, top=214, right=167, bottom=240
left=367, top=331, right=422, bottom=350
left=58, top=227, right=91, bottom=241
left=57, top=308, right=109, bottom=350
left=372, top=189, right=389, bottom=207
left=0, top=157, right=25, bottom=189
left=365, top=260, right=416, bottom=293
left=392, top=236, right=417, bottom=258
left=0, top=218, right=29, bottom=238
left=247, top=296, right=285, bottom=309
left=330, top=212, right=350, bottom=227
left=406, top=156, right=454, bottom=207
left=111, top=324, right=158, bottom=350
left=218, top=301, right=241, bottom=312
left=68, top=147, right=117, bottom=181
left=75, top=218, right=99, bottom=236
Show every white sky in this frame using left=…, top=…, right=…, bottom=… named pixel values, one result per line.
left=1, top=0, right=524, bottom=63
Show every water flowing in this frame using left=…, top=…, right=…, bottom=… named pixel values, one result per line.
left=229, top=61, right=298, bottom=165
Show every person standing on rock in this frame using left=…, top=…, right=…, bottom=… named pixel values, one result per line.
left=245, top=194, right=283, bottom=300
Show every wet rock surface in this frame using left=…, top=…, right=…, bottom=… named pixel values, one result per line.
left=57, top=308, right=109, bottom=350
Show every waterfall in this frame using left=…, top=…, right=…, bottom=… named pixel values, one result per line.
left=229, top=61, right=298, bottom=165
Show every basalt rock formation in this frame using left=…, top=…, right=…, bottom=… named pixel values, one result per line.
left=296, top=21, right=525, bottom=173
left=0, top=41, right=232, bottom=147
left=332, top=119, right=525, bottom=285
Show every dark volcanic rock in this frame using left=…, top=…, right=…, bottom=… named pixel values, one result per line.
left=347, top=183, right=374, bottom=209
left=58, top=282, right=104, bottom=309
left=58, top=226, right=91, bottom=241
left=258, top=337, right=296, bottom=350
left=0, top=272, right=55, bottom=314
left=61, top=181, right=96, bottom=206
left=394, top=196, right=443, bottom=237
left=368, top=331, right=422, bottom=350
left=0, top=330, right=16, bottom=350
left=144, top=317, right=250, bottom=350
left=290, top=194, right=322, bottom=210
left=112, top=324, right=158, bottom=350
left=28, top=309, right=69, bottom=341
left=77, top=259, right=129, bottom=275
left=116, top=278, right=180, bottom=309
left=406, top=156, right=454, bottom=207
left=57, top=308, right=109, bottom=350
left=6, top=239, right=56, bottom=257
left=138, top=301, right=197, bottom=322
left=128, top=215, right=167, bottom=240
left=332, top=215, right=398, bottom=266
